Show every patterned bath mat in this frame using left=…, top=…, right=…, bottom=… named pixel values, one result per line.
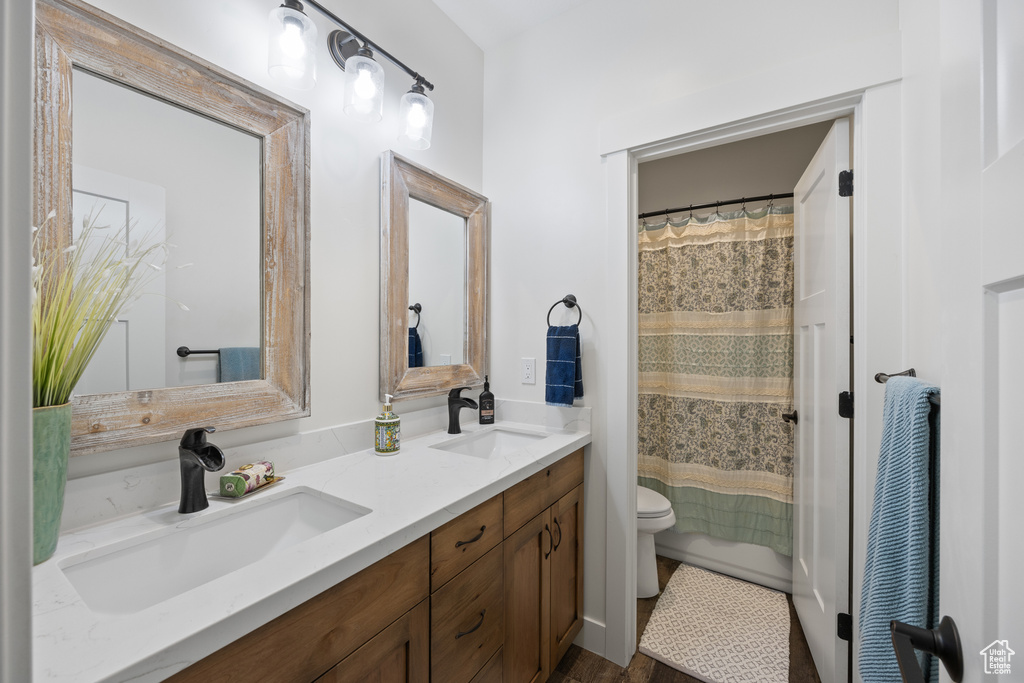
left=639, top=563, right=790, bottom=683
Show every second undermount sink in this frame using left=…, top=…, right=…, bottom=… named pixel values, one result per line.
left=431, top=427, right=547, bottom=459
left=59, top=488, right=370, bottom=616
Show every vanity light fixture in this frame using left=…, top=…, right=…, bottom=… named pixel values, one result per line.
left=267, top=0, right=435, bottom=147
left=398, top=78, right=434, bottom=150
left=267, top=0, right=317, bottom=91
left=342, top=45, right=385, bottom=122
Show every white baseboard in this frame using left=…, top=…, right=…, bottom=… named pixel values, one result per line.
left=655, top=538, right=793, bottom=593
left=575, top=616, right=608, bottom=660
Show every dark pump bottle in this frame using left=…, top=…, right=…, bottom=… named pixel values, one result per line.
left=479, top=375, right=495, bottom=424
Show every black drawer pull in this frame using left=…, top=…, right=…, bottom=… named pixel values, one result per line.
left=455, top=610, right=486, bottom=639
left=552, top=517, right=563, bottom=551
left=455, top=526, right=486, bottom=548
left=544, top=524, right=553, bottom=559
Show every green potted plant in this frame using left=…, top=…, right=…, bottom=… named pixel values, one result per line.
left=32, top=210, right=166, bottom=563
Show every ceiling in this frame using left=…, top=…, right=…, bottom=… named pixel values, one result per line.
left=430, top=0, right=589, bottom=52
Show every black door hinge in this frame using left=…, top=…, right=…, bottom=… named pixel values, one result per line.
left=838, top=391, right=854, bottom=419
left=839, top=170, right=853, bottom=197
left=837, top=612, right=852, bottom=641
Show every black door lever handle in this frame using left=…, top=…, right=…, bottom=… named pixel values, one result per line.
left=891, top=616, right=963, bottom=683
left=782, top=410, right=798, bottom=424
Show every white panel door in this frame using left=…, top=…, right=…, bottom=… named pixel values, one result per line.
left=792, top=118, right=851, bottom=683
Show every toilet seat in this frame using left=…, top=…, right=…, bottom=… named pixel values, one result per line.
left=637, top=485, right=671, bottom=518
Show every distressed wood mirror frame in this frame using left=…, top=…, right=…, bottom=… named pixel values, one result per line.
left=35, top=0, right=311, bottom=455
left=380, top=152, right=490, bottom=401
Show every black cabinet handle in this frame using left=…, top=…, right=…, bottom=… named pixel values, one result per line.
left=455, top=610, right=486, bottom=640
left=544, top=524, right=553, bottom=559
left=455, top=526, right=486, bottom=548
left=552, top=517, right=563, bottom=551
left=782, top=410, right=798, bottom=424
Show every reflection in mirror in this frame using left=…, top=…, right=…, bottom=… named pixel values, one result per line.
left=407, top=198, right=466, bottom=367
left=72, top=69, right=262, bottom=392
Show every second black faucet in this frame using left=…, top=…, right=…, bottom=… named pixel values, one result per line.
left=447, top=387, right=478, bottom=434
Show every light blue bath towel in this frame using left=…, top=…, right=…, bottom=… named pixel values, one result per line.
left=218, top=347, right=261, bottom=383
left=858, top=376, right=940, bottom=683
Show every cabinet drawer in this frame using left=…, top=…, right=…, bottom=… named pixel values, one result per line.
left=504, top=449, right=583, bottom=537
left=167, top=536, right=429, bottom=683
left=431, top=493, right=503, bottom=591
left=432, top=544, right=504, bottom=683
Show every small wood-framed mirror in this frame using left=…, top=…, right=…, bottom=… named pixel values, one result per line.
left=380, top=152, right=489, bottom=400
left=35, top=0, right=310, bottom=455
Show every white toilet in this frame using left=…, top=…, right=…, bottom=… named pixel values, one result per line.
left=637, top=485, right=676, bottom=598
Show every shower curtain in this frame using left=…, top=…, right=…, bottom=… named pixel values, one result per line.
left=637, top=206, right=794, bottom=556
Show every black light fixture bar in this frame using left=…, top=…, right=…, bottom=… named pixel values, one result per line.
left=638, top=192, right=795, bottom=220
left=301, top=0, right=434, bottom=91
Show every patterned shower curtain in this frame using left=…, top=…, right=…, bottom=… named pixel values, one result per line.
left=637, top=206, right=794, bottom=556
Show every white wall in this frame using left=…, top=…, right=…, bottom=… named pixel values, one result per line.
left=65, top=0, right=484, bottom=479
left=483, top=0, right=900, bottom=664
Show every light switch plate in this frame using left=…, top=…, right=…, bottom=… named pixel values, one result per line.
left=439, top=354, right=452, bottom=366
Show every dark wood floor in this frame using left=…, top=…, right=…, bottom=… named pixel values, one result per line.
left=550, top=555, right=822, bottom=683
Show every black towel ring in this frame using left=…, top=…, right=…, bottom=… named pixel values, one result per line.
left=546, top=294, right=582, bottom=327
left=409, top=303, right=422, bottom=330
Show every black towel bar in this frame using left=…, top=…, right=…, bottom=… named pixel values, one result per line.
left=409, top=303, right=421, bottom=330
left=176, top=346, right=219, bottom=357
left=875, top=368, right=941, bottom=405
left=547, top=294, right=582, bottom=327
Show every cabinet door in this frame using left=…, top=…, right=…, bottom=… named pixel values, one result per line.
left=503, top=511, right=551, bottom=683
left=317, top=599, right=429, bottom=683
left=549, top=485, right=583, bottom=666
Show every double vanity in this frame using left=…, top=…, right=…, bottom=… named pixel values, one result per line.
left=33, top=412, right=591, bottom=682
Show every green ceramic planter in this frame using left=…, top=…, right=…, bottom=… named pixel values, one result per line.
left=33, top=402, right=72, bottom=565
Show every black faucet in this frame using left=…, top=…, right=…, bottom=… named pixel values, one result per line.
left=447, top=387, right=479, bottom=434
left=178, top=426, right=226, bottom=513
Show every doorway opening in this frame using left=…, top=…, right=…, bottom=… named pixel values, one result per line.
left=633, top=118, right=853, bottom=682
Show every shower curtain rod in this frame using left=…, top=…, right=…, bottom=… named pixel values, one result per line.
left=638, top=192, right=795, bottom=220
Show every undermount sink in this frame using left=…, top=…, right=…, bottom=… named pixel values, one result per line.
left=59, top=488, right=370, bottom=616
left=431, top=427, right=546, bottom=459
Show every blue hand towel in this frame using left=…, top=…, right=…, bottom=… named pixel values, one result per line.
left=218, top=347, right=261, bottom=383
left=859, top=376, right=941, bottom=683
left=408, top=328, right=424, bottom=368
left=545, top=324, right=583, bottom=407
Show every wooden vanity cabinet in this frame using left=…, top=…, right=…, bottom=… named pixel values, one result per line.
left=166, top=536, right=429, bottom=683
left=165, top=447, right=585, bottom=683
left=502, top=450, right=584, bottom=683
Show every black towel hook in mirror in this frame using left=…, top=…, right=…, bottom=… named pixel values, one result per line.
left=409, top=303, right=421, bottom=330
left=547, top=294, right=583, bottom=327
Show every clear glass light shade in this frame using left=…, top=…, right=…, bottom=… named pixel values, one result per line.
left=398, top=89, right=434, bottom=150
left=268, top=5, right=317, bottom=90
left=343, top=54, right=384, bottom=122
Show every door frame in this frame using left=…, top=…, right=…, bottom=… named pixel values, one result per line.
left=599, top=83, right=905, bottom=681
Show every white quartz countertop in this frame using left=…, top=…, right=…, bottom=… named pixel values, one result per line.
left=33, top=418, right=591, bottom=682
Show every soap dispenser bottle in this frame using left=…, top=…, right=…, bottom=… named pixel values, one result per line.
left=479, top=376, right=495, bottom=424
left=375, top=394, right=400, bottom=455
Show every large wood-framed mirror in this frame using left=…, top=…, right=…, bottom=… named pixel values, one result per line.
left=34, top=0, right=310, bottom=455
left=380, top=152, right=489, bottom=400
